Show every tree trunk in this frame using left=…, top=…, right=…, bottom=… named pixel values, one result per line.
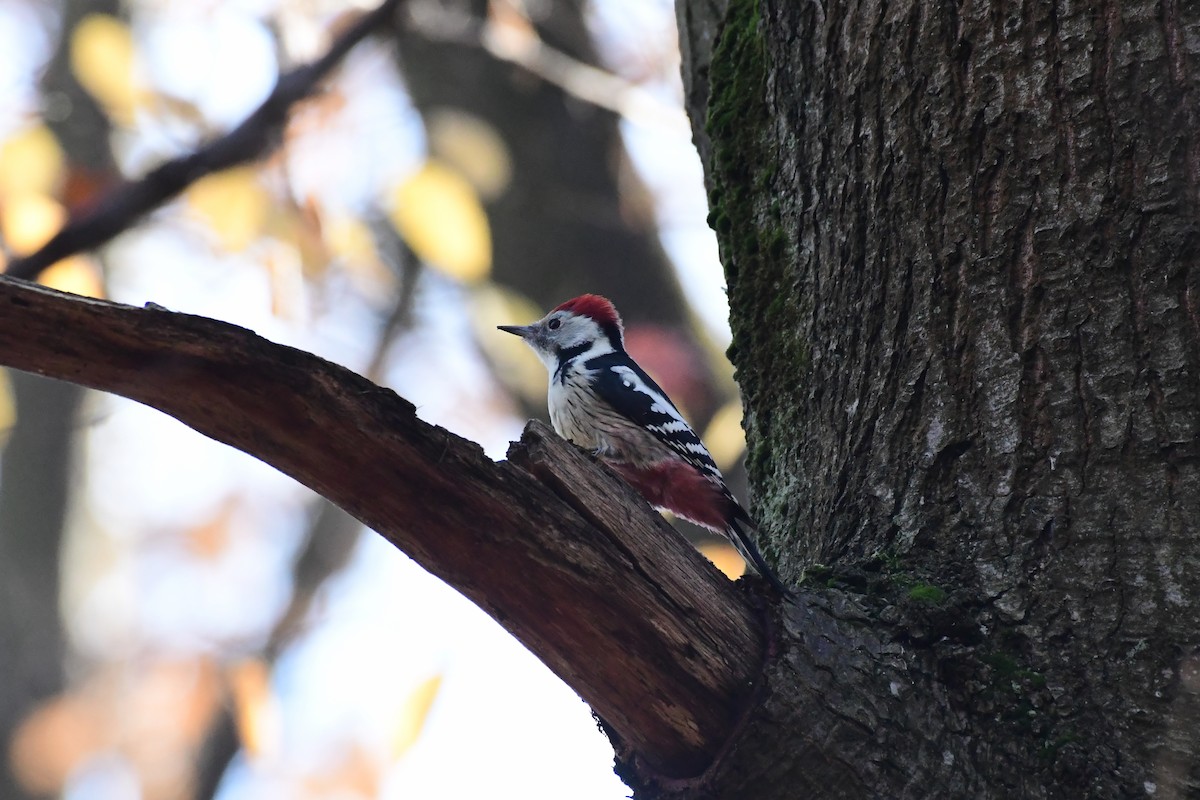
left=0, top=374, right=79, bottom=800
left=678, top=0, right=1200, bottom=795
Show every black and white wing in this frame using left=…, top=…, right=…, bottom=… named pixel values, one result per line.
left=583, top=352, right=723, bottom=479
left=585, top=354, right=791, bottom=595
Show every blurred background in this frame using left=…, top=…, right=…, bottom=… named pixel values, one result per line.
left=0, top=1, right=750, bottom=798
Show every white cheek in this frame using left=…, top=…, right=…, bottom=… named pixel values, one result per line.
left=535, top=349, right=558, bottom=372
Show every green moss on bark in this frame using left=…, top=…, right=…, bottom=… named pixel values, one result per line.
left=706, top=0, right=806, bottom=557
left=907, top=583, right=948, bottom=604
left=705, top=0, right=769, bottom=298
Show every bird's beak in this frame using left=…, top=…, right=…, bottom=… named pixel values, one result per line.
left=497, top=324, right=534, bottom=339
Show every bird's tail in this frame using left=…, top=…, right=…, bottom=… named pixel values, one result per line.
left=727, top=516, right=790, bottom=595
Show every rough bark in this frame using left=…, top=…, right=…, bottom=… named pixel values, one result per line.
left=0, top=276, right=766, bottom=780
left=687, top=0, right=1200, bottom=795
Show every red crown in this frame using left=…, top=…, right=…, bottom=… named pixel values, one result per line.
left=552, top=294, right=622, bottom=329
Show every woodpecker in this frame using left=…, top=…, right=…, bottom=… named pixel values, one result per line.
left=499, top=294, right=788, bottom=594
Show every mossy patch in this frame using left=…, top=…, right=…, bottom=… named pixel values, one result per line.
left=982, top=652, right=1047, bottom=688
left=705, top=0, right=808, bottom=541
left=706, top=0, right=774, bottom=300
left=907, top=583, right=948, bottom=604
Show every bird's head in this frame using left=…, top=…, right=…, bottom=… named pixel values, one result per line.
left=498, top=294, right=624, bottom=369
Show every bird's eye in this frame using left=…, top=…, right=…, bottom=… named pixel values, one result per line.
left=547, top=317, right=562, bottom=330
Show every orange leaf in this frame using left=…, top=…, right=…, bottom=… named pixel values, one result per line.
left=8, top=694, right=106, bottom=794
left=38, top=256, right=106, bottom=300
left=229, top=659, right=280, bottom=760
left=698, top=541, right=747, bottom=579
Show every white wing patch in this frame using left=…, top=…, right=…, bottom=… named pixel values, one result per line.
left=607, top=365, right=723, bottom=477
left=610, top=366, right=685, bottom=418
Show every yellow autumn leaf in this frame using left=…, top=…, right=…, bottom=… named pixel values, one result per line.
left=262, top=202, right=324, bottom=276
left=0, top=126, right=65, bottom=199
left=325, top=215, right=387, bottom=279
left=229, top=659, right=280, bottom=760
left=392, top=674, right=443, bottom=760
left=70, top=14, right=139, bottom=122
left=325, top=216, right=373, bottom=263
left=38, top=256, right=105, bottom=299
left=186, top=167, right=270, bottom=251
left=703, top=400, right=747, bottom=472
left=698, top=541, right=747, bottom=579
left=470, top=284, right=546, bottom=402
left=1, top=194, right=65, bottom=255
left=390, top=160, right=491, bottom=283
left=0, top=369, right=16, bottom=450
left=427, top=109, right=513, bottom=200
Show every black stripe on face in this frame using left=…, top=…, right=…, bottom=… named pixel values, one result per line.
left=554, top=343, right=590, bottom=381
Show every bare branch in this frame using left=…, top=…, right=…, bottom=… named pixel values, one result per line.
left=0, top=275, right=766, bottom=777
left=6, top=0, right=404, bottom=280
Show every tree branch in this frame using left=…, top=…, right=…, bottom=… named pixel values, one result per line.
left=6, top=0, right=404, bottom=280
left=0, top=275, right=765, bottom=778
